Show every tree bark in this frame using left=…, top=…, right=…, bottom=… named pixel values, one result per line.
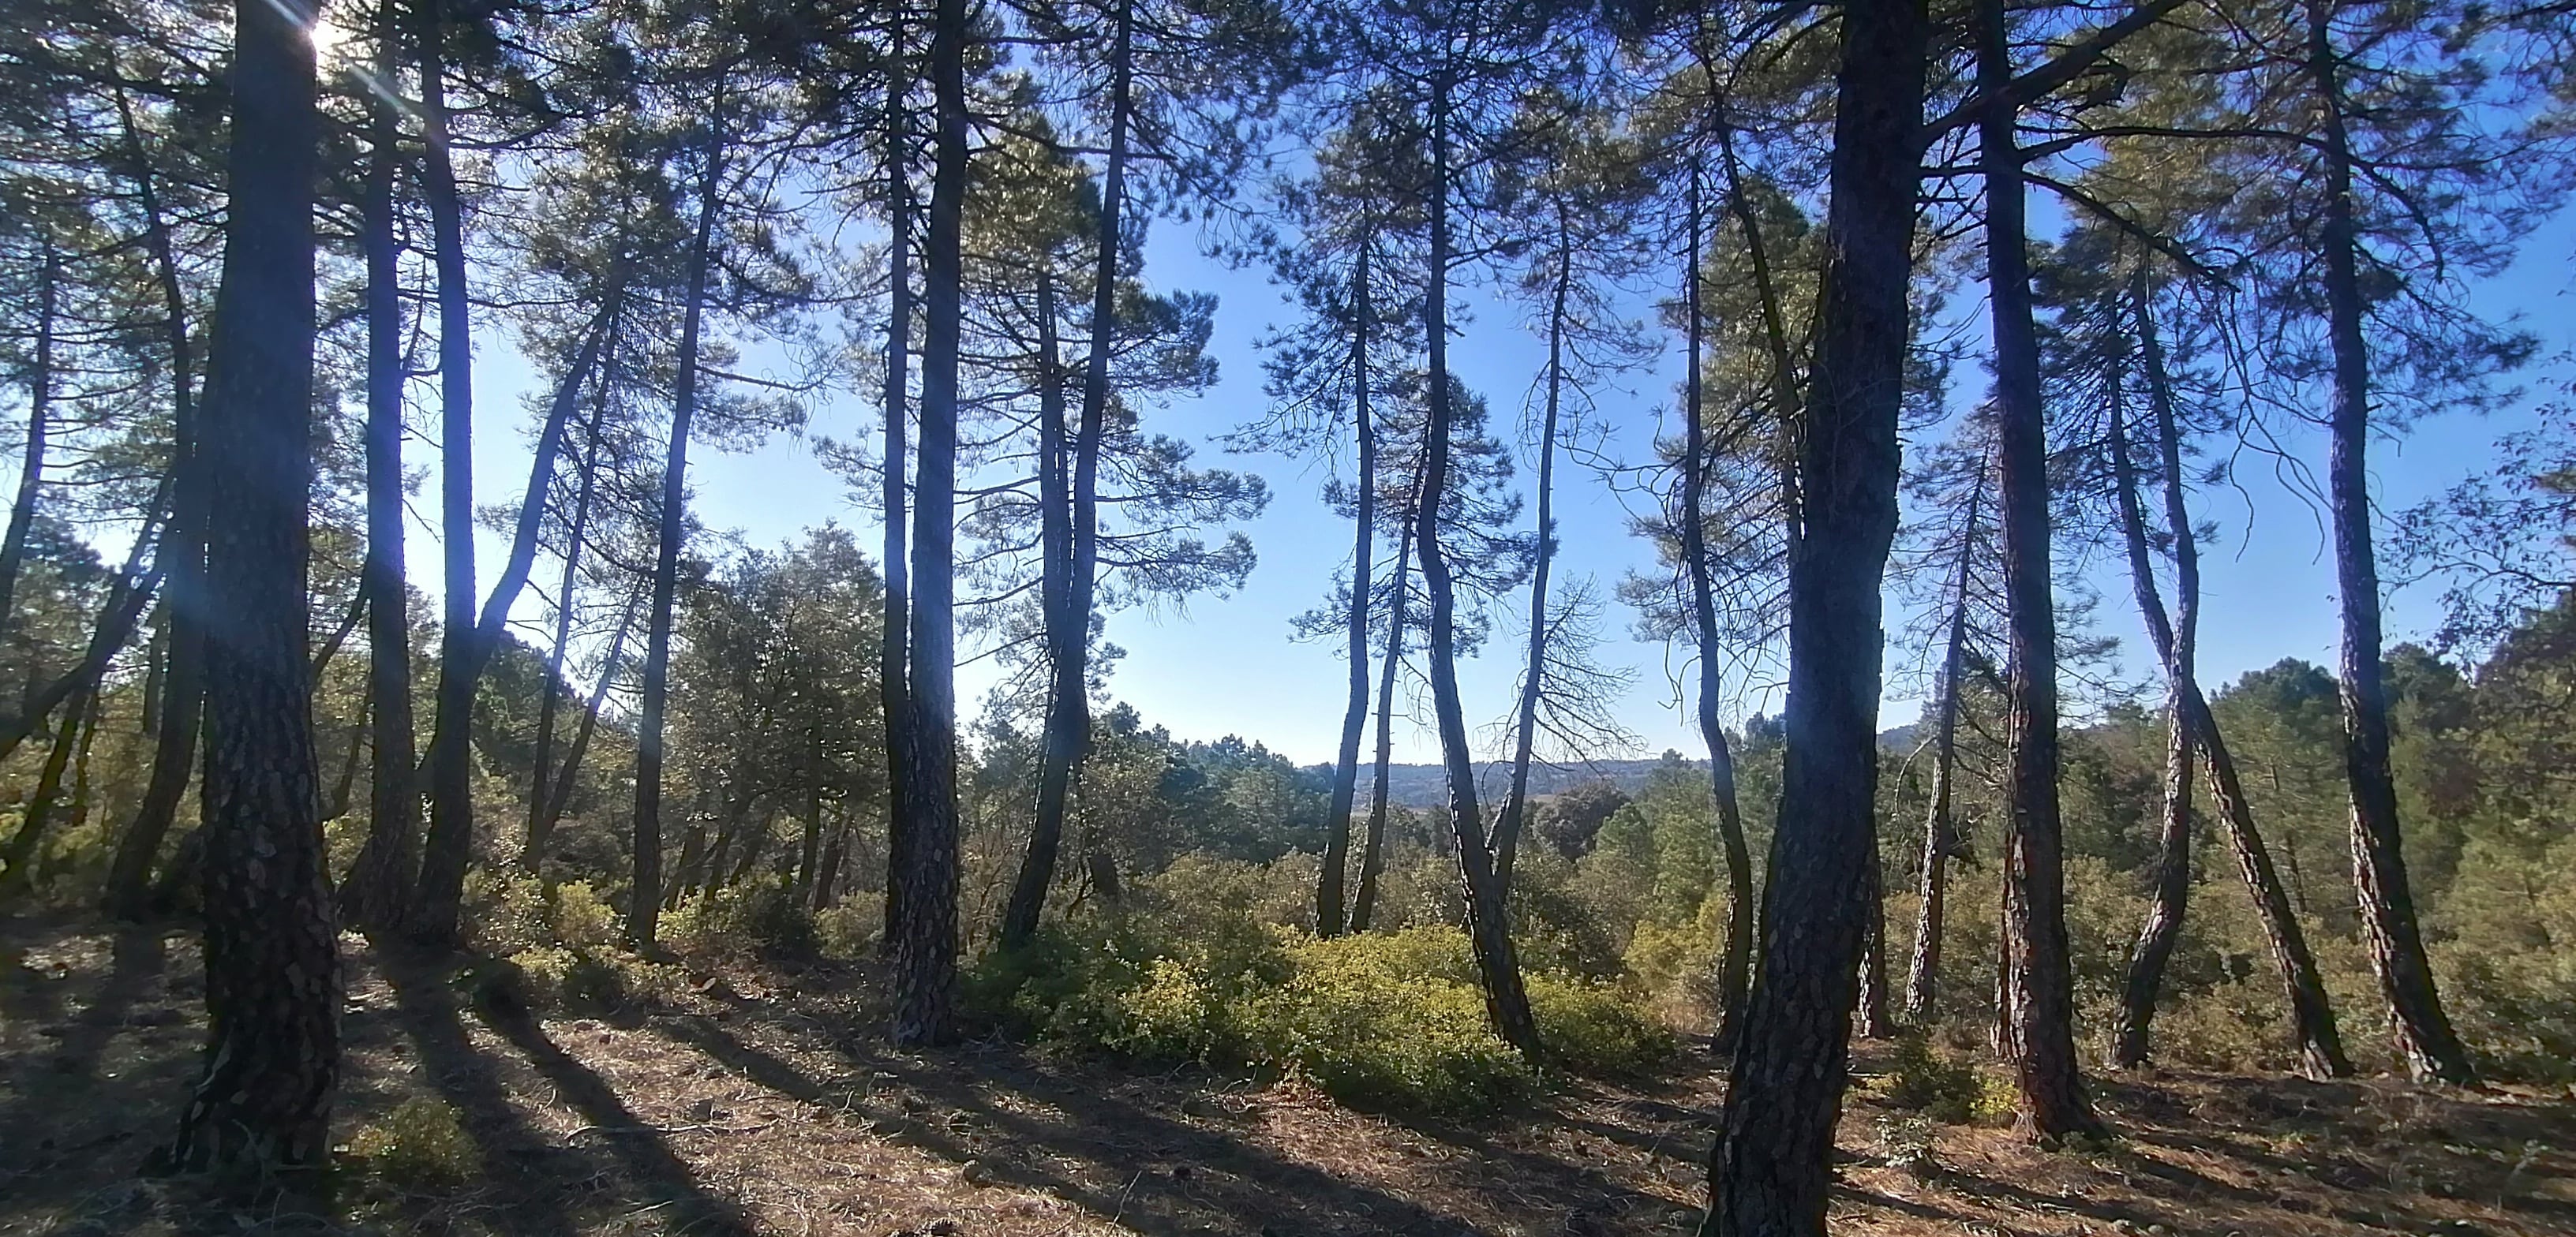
left=0, top=240, right=54, bottom=629
left=1, top=682, right=94, bottom=887
left=631, top=110, right=728, bottom=950
left=1494, top=223, right=1565, bottom=891
left=1003, top=267, right=1074, bottom=948
left=343, top=5, right=421, bottom=936
left=533, top=589, right=639, bottom=860
left=1855, top=843, right=1893, bottom=1038
left=891, top=0, right=968, bottom=1047
left=1421, top=71, right=1538, bottom=1060
left=523, top=377, right=611, bottom=869
left=1903, top=485, right=1979, bottom=1022
left=1980, top=0, right=2103, bottom=1139
left=1703, top=2, right=1923, bottom=1230
left=416, top=2, right=481, bottom=951
left=2307, top=0, right=2477, bottom=1086
left=878, top=29, right=915, bottom=957
left=1679, top=163, right=1756, bottom=1056
left=1350, top=525, right=1409, bottom=934
left=1318, top=246, right=1376, bottom=938
left=163, top=0, right=338, bottom=1172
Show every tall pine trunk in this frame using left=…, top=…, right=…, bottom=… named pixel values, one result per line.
left=630, top=114, right=728, bottom=949
left=2307, top=0, right=2476, bottom=1086
left=878, top=34, right=915, bottom=957
left=534, top=589, right=639, bottom=857
left=1421, top=73, right=1538, bottom=1059
left=102, top=87, right=207, bottom=921
left=344, top=0, right=420, bottom=936
left=1004, top=267, right=1074, bottom=948
left=1015, top=0, right=1136, bottom=947
left=1979, top=0, right=2102, bottom=1138
left=523, top=378, right=609, bottom=869
left=165, top=0, right=337, bottom=1170
left=1704, top=2, right=1923, bottom=1229
left=1903, top=489, right=1977, bottom=1022
left=1493, top=224, right=1565, bottom=890
left=1318, top=248, right=1375, bottom=937
left=1350, top=525, right=1409, bottom=934
left=890, top=0, right=968, bottom=1046
left=0, top=240, right=53, bottom=626
left=1679, top=165, right=1755, bottom=1056
left=415, top=4, right=480, bottom=951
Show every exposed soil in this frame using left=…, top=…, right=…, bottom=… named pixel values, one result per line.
left=5, top=918, right=2571, bottom=1236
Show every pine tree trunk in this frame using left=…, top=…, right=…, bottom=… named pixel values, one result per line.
left=1, top=684, right=94, bottom=886
left=1318, top=247, right=1375, bottom=938
left=878, top=33, right=915, bottom=957
left=1421, top=72, right=1537, bottom=1060
left=343, top=9, right=421, bottom=936
left=533, top=589, right=639, bottom=859
left=1679, top=165, right=1756, bottom=1057
left=1703, top=3, right=1923, bottom=1230
left=165, top=0, right=338, bottom=1171
left=102, top=86, right=207, bottom=921
left=1494, top=226, right=1566, bottom=891
left=415, top=5, right=481, bottom=951
left=1855, top=845, right=1893, bottom=1039
left=2308, top=0, right=2477, bottom=1086
left=0, top=240, right=54, bottom=628
left=1350, top=528, right=1408, bottom=935
left=631, top=114, right=728, bottom=950
left=524, top=379, right=610, bottom=869
left=891, top=0, right=968, bottom=1046
left=1903, top=494, right=1977, bottom=1022
left=1004, top=267, right=1074, bottom=948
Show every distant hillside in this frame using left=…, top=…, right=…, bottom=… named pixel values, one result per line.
left=1335, top=724, right=1924, bottom=809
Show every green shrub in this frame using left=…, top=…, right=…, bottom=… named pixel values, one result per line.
left=550, top=880, right=620, bottom=948
left=346, top=1098, right=477, bottom=1188
left=1875, top=1032, right=2005, bottom=1125
left=814, top=899, right=878, bottom=959
left=1527, top=973, right=1672, bottom=1076
left=466, top=869, right=554, bottom=956
left=665, top=879, right=817, bottom=959
left=507, top=946, right=627, bottom=1011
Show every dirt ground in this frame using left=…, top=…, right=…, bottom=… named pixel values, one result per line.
left=5, top=918, right=2572, bottom=1236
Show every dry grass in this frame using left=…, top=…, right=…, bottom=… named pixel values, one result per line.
left=5, top=917, right=2571, bottom=1236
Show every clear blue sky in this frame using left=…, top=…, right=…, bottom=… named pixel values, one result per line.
left=448, top=204, right=2575, bottom=768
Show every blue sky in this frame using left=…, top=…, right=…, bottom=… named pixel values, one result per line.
left=445, top=201, right=2576, bottom=768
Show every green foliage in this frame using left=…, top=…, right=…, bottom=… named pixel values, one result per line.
left=1874, top=1033, right=2012, bottom=1126
left=665, top=878, right=818, bottom=959
left=345, top=1098, right=477, bottom=1188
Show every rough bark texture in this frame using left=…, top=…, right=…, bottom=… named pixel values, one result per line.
left=2308, top=0, right=2477, bottom=1087
left=1318, top=249, right=1375, bottom=938
left=1679, top=166, right=1754, bottom=1056
left=1350, top=529, right=1409, bottom=935
left=415, top=5, right=480, bottom=951
left=890, top=0, right=968, bottom=1047
left=1855, top=845, right=1893, bottom=1039
left=1702, top=4, right=1922, bottom=1231
left=165, top=0, right=339, bottom=1172
left=343, top=2, right=421, bottom=936
left=1421, top=73, right=1537, bottom=1060
left=631, top=122, right=728, bottom=950
left=1979, top=0, right=2102, bottom=1140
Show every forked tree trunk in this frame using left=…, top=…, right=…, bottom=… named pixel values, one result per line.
left=890, top=0, right=968, bottom=1047
left=1421, top=73, right=1538, bottom=1060
left=1350, top=527, right=1409, bottom=935
left=164, top=0, right=338, bottom=1172
left=2307, top=1, right=2477, bottom=1086
left=1318, top=247, right=1376, bottom=937
left=1705, top=3, right=1924, bottom=1230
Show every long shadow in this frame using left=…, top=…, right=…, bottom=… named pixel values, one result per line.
left=0, top=925, right=177, bottom=1203
left=469, top=997, right=756, bottom=1237
left=380, top=959, right=587, bottom=1236
left=661, top=1011, right=1563, bottom=1237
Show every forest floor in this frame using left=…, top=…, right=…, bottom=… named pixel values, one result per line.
left=5, top=917, right=2574, bottom=1237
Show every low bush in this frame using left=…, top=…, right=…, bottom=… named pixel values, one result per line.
left=665, top=878, right=817, bottom=959
left=972, top=916, right=1670, bottom=1116
left=1875, top=1031, right=2013, bottom=1125
left=345, top=1097, right=477, bottom=1188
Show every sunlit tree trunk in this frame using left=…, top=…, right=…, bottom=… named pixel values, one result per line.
left=1350, top=527, right=1409, bottom=935
left=1318, top=247, right=1376, bottom=937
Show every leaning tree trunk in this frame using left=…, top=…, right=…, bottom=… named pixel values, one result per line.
left=1704, top=2, right=1923, bottom=1231
left=1003, top=267, right=1075, bottom=949
left=1904, top=484, right=1979, bottom=1022
left=101, top=92, right=207, bottom=921
left=343, top=0, right=421, bottom=936
left=878, top=35, right=915, bottom=956
left=1350, top=525, right=1410, bottom=935
left=415, top=4, right=481, bottom=951
left=630, top=115, right=728, bottom=950
left=0, top=239, right=54, bottom=628
left=1, top=684, right=95, bottom=887
left=1318, top=247, right=1376, bottom=937
left=534, top=589, right=639, bottom=858
left=1978, top=0, right=2101, bottom=1140
left=164, top=0, right=338, bottom=1172
left=2308, top=2, right=2477, bottom=1087
left=1494, top=225, right=1566, bottom=890
left=1015, top=0, right=1135, bottom=949
left=890, top=0, right=968, bottom=1047
left=1421, top=73, right=1538, bottom=1059
left=1679, top=164, right=1756, bottom=1056
left=523, top=377, right=611, bottom=869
